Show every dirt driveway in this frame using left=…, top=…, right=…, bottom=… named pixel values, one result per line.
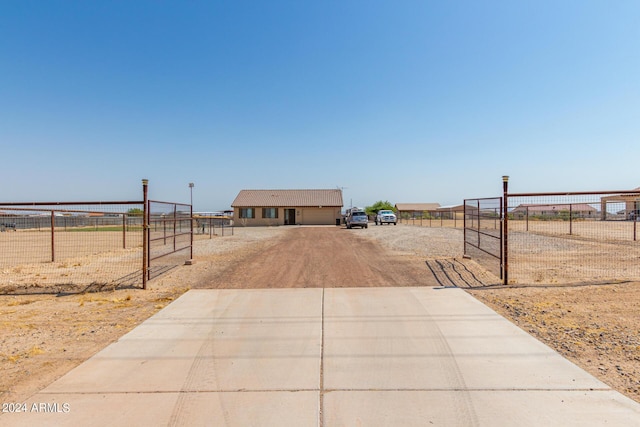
left=199, top=227, right=440, bottom=289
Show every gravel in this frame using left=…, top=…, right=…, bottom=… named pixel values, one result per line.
left=193, top=226, right=289, bottom=256
left=357, top=223, right=464, bottom=257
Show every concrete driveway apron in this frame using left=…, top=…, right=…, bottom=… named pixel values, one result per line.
left=2, top=287, right=639, bottom=426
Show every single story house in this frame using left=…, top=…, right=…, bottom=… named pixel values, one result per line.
left=511, top=203, right=598, bottom=219
left=394, top=203, right=441, bottom=219
left=231, top=189, right=343, bottom=226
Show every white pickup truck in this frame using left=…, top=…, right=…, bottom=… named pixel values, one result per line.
left=375, top=210, right=397, bottom=225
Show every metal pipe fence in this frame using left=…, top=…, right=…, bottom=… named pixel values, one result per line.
left=463, top=181, right=640, bottom=286
left=0, top=201, right=144, bottom=291
left=0, top=180, right=201, bottom=293
left=193, top=216, right=234, bottom=239
left=505, top=189, right=640, bottom=285
left=398, top=210, right=464, bottom=228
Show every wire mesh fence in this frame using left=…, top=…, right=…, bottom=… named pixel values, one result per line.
left=398, top=210, right=464, bottom=228
left=506, top=190, right=640, bottom=285
left=193, top=216, right=234, bottom=239
left=0, top=202, right=144, bottom=292
left=1, top=180, right=199, bottom=292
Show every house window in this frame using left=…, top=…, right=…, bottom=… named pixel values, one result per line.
left=262, top=208, right=278, bottom=219
left=239, top=208, right=255, bottom=219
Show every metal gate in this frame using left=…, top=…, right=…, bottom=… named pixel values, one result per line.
left=0, top=179, right=193, bottom=292
left=140, top=179, right=193, bottom=289
left=143, top=199, right=193, bottom=287
left=466, top=177, right=640, bottom=286
left=464, top=197, right=503, bottom=281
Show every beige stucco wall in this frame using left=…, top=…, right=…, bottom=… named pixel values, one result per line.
left=233, top=207, right=342, bottom=226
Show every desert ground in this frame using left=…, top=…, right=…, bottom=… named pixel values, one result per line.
left=1, top=224, right=638, bottom=407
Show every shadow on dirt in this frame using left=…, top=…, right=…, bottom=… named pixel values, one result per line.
left=0, top=264, right=182, bottom=296
left=0, top=275, right=142, bottom=297
left=426, top=258, right=500, bottom=289
left=428, top=258, right=634, bottom=291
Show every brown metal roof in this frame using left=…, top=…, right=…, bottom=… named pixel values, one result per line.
left=395, top=203, right=441, bottom=211
left=232, top=189, right=343, bottom=207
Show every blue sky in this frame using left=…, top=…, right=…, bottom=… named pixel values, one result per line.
left=2, top=1, right=638, bottom=211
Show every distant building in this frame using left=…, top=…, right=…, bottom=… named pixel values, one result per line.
left=435, top=204, right=466, bottom=219
left=511, top=203, right=598, bottom=219
left=394, top=203, right=441, bottom=219
left=600, top=187, right=640, bottom=220
left=231, top=189, right=343, bottom=226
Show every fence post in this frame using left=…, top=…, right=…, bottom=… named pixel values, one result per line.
left=502, top=176, right=509, bottom=286
left=463, top=202, right=467, bottom=256
left=569, top=204, right=573, bottom=235
left=163, top=215, right=167, bottom=245
left=476, top=200, right=480, bottom=247
left=173, top=205, right=177, bottom=252
left=142, top=179, right=149, bottom=290
left=51, top=210, right=55, bottom=262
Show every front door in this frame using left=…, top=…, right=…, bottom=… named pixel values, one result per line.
left=284, top=209, right=296, bottom=225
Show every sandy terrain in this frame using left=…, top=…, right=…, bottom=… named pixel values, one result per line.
left=1, top=224, right=638, bottom=408
left=399, top=218, right=640, bottom=284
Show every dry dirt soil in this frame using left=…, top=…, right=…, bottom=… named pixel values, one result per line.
left=1, top=226, right=639, bottom=407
